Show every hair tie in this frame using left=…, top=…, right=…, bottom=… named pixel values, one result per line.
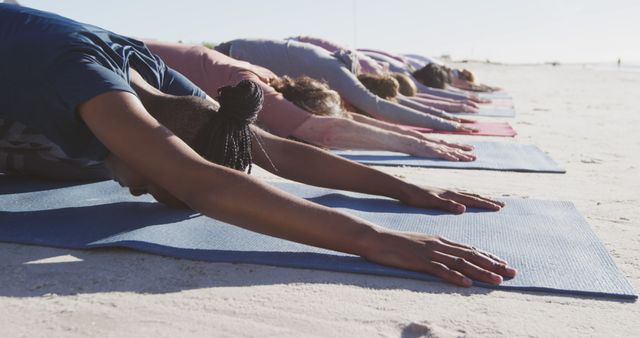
left=216, top=79, right=263, bottom=125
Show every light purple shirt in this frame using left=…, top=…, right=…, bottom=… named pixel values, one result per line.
left=291, top=36, right=388, bottom=76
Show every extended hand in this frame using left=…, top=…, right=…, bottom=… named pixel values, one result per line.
left=456, top=124, right=479, bottom=133
left=464, top=100, right=480, bottom=108
left=441, top=115, right=476, bottom=124
left=362, top=231, right=517, bottom=286
left=411, top=142, right=476, bottom=161
left=427, top=138, right=474, bottom=151
left=469, top=95, right=492, bottom=104
left=398, top=128, right=474, bottom=152
left=461, top=104, right=479, bottom=114
left=400, top=184, right=504, bottom=213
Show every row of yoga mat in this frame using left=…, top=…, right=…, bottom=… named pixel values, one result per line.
left=0, top=93, right=635, bottom=300
left=0, top=176, right=635, bottom=300
left=410, top=96, right=517, bottom=136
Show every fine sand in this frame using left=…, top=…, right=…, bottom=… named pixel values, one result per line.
left=1, top=63, right=639, bottom=337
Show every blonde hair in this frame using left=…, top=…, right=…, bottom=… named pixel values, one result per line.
left=390, top=72, right=417, bottom=96
left=270, top=76, right=347, bottom=117
left=357, top=73, right=399, bottom=100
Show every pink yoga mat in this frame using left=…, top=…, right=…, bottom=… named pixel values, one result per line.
left=401, top=121, right=517, bottom=137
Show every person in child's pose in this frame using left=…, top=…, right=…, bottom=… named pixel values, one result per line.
left=0, top=4, right=516, bottom=287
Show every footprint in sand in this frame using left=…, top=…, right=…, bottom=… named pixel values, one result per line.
left=401, top=322, right=465, bottom=338
left=580, top=158, right=603, bottom=164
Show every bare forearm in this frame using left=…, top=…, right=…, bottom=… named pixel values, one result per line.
left=291, top=116, right=429, bottom=156
left=185, top=164, right=382, bottom=256
left=186, top=164, right=517, bottom=289
left=415, top=92, right=467, bottom=104
left=255, top=127, right=412, bottom=200
left=372, top=99, right=458, bottom=130
left=349, top=113, right=433, bottom=139
left=396, top=96, right=446, bottom=115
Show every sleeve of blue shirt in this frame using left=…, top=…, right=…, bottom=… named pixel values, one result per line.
left=47, top=57, right=136, bottom=115
left=160, top=67, right=207, bottom=98
left=32, top=56, right=135, bottom=160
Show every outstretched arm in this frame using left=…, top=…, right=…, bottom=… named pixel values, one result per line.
left=395, top=96, right=476, bottom=124
left=405, top=95, right=479, bottom=114
left=414, top=80, right=473, bottom=101
left=251, top=126, right=502, bottom=212
left=347, top=113, right=474, bottom=151
left=290, top=114, right=475, bottom=161
left=415, top=92, right=479, bottom=108
left=79, top=90, right=515, bottom=287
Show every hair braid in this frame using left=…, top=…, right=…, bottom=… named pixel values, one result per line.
left=192, top=80, right=263, bottom=173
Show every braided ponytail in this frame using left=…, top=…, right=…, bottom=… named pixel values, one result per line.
left=192, top=80, right=263, bottom=173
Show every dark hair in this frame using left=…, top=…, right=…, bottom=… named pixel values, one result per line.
left=357, top=73, right=399, bottom=100
left=412, top=64, right=451, bottom=89
left=192, top=80, right=262, bottom=173
left=149, top=80, right=263, bottom=174
left=390, top=72, right=417, bottom=96
left=270, top=76, right=346, bottom=117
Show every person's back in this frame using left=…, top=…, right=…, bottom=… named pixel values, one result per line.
left=290, top=36, right=387, bottom=75
left=361, top=50, right=410, bottom=74
left=223, top=38, right=350, bottom=83
left=403, top=54, right=444, bottom=69
left=146, top=40, right=314, bottom=137
left=0, top=4, right=204, bottom=178
left=145, top=40, right=276, bottom=95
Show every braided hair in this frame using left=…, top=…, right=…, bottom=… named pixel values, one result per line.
left=139, top=79, right=263, bottom=174
left=191, top=80, right=263, bottom=174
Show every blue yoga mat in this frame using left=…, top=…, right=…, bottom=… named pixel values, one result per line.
left=333, top=141, right=565, bottom=173
left=0, top=177, right=635, bottom=300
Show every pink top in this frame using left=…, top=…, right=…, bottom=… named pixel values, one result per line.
left=292, top=36, right=388, bottom=76
left=144, top=40, right=311, bottom=137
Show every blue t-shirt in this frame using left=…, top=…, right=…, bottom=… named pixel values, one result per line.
left=0, top=4, right=206, bottom=163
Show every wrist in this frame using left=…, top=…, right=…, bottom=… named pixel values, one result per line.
left=389, top=133, right=422, bottom=154
left=377, top=173, right=421, bottom=202
left=355, top=226, right=397, bottom=258
left=368, top=167, right=415, bottom=202
left=356, top=227, right=419, bottom=260
left=396, top=181, right=421, bottom=203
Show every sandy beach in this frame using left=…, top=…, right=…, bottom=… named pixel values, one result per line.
left=1, top=62, right=639, bottom=337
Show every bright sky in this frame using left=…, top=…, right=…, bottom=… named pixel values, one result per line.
left=15, top=0, right=640, bottom=64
